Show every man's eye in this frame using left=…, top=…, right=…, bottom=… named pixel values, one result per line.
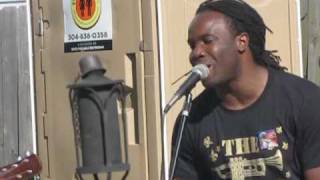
left=202, top=34, right=218, bottom=44
left=203, top=37, right=214, bottom=44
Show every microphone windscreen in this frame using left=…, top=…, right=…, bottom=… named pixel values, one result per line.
left=192, top=64, right=209, bottom=80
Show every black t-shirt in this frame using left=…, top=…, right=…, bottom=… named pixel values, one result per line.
left=172, top=68, right=320, bottom=180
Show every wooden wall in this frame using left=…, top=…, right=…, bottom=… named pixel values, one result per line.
left=301, top=0, right=320, bottom=85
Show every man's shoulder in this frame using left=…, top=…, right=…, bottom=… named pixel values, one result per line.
left=271, top=69, right=320, bottom=103
left=272, top=69, right=320, bottom=93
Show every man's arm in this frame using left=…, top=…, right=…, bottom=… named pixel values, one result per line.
left=305, top=167, right=320, bottom=180
left=298, top=85, right=320, bottom=179
left=171, top=116, right=199, bottom=180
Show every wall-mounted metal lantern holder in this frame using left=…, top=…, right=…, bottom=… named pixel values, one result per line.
left=68, top=55, right=130, bottom=180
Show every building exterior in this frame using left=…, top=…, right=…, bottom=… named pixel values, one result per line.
left=0, top=0, right=319, bottom=179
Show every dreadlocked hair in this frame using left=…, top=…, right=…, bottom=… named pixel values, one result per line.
left=196, top=0, right=287, bottom=71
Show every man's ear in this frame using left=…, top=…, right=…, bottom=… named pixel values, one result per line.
left=236, top=33, right=249, bottom=53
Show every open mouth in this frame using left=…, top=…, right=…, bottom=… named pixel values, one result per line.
left=206, top=64, right=214, bottom=71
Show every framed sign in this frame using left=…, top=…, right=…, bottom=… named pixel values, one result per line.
left=63, top=0, right=113, bottom=52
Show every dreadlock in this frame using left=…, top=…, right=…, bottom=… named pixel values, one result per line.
left=196, top=0, right=286, bottom=71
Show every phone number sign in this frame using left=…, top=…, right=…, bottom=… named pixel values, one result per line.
left=63, top=0, right=112, bottom=52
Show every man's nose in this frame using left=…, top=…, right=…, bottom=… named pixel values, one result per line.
left=190, top=43, right=206, bottom=65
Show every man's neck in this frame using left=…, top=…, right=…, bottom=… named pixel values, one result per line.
left=216, top=65, right=269, bottom=111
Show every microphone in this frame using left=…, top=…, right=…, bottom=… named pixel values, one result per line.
left=164, top=64, right=209, bottom=113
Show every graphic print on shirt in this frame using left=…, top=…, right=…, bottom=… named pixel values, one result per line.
left=203, top=126, right=291, bottom=179
left=258, top=129, right=279, bottom=150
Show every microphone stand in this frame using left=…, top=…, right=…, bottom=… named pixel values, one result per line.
left=168, top=93, right=193, bottom=180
